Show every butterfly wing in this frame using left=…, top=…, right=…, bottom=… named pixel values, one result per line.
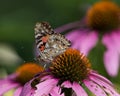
left=34, top=22, right=71, bottom=66
left=35, top=22, right=54, bottom=51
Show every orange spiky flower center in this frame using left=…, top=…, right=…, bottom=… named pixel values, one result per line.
left=15, top=62, right=44, bottom=85
left=50, top=48, right=91, bottom=83
left=86, top=1, right=120, bottom=31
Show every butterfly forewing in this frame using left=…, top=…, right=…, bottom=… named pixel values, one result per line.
left=35, top=22, right=54, bottom=49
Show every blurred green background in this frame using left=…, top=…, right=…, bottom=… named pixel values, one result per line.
left=0, top=0, right=120, bottom=94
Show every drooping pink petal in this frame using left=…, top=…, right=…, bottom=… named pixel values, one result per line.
left=102, top=33, right=120, bottom=77
left=62, top=81, right=88, bottom=96
left=102, top=30, right=120, bottom=52
left=20, top=80, right=35, bottom=96
left=104, top=49, right=119, bottom=77
left=7, top=73, right=18, bottom=80
left=77, top=31, right=98, bottom=55
left=102, top=33, right=114, bottom=49
left=83, top=79, right=107, bottom=96
left=41, top=75, right=53, bottom=81
left=66, top=30, right=98, bottom=55
left=0, top=79, right=19, bottom=95
left=61, top=81, right=72, bottom=88
left=54, top=20, right=86, bottom=33
left=66, top=30, right=82, bottom=42
left=50, top=86, right=64, bottom=96
left=89, top=73, right=120, bottom=96
left=110, top=30, right=120, bottom=51
left=34, top=79, right=58, bottom=96
left=13, top=87, right=22, bottom=96
left=89, top=71, right=113, bottom=86
left=72, top=82, right=88, bottom=96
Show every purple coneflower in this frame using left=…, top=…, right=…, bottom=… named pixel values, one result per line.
left=55, top=1, right=120, bottom=77
left=20, top=48, right=120, bottom=96
left=0, top=62, right=44, bottom=96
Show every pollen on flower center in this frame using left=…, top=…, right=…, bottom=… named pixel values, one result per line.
left=86, top=1, right=120, bottom=31
left=50, top=48, right=91, bottom=83
left=15, top=62, right=44, bottom=85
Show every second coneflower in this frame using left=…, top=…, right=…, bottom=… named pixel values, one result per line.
left=0, top=62, right=44, bottom=96
left=20, top=48, right=120, bottom=96
left=55, top=1, right=120, bottom=77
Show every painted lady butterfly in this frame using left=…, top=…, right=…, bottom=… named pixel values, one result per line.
left=35, top=22, right=71, bottom=67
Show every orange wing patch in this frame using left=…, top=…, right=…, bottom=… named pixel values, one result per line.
left=41, top=35, right=49, bottom=43
left=39, top=45, right=45, bottom=51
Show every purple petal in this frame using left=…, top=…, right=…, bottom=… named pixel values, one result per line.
left=72, top=82, right=88, bottom=96
left=103, top=30, right=120, bottom=52
left=66, top=30, right=98, bottom=55
left=104, top=49, right=119, bottom=77
left=62, top=81, right=88, bottom=96
left=66, top=30, right=81, bottom=42
left=102, top=33, right=119, bottom=76
left=14, top=87, right=22, bottom=96
left=79, top=31, right=98, bottom=55
left=88, top=73, right=120, bottom=96
left=0, top=79, right=19, bottom=95
left=110, top=30, right=120, bottom=51
left=20, top=80, right=35, bottom=96
left=66, top=30, right=88, bottom=51
left=102, top=33, right=114, bottom=49
left=34, top=79, right=58, bottom=96
left=50, top=87, right=64, bottom=96
left=7, top=73, right=18, bottom=80
left=83, top=79, right=107, bottom=96
left=20, top=75, right=53, bottom=96
left=41, top=75, right=53, bottom=81
left=61, top=81, right=72, bottom=88
left=89, top=71, right=113, bottom=86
